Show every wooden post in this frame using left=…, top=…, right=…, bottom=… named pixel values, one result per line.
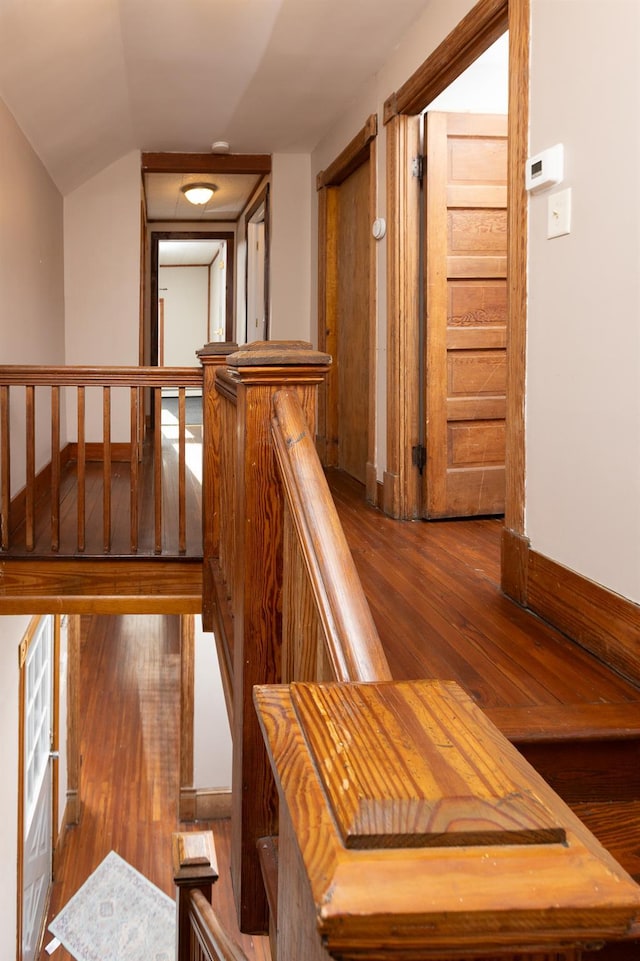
left=173, top=830, right=219, bottom=961
left=198, top=342, right=238, bottom=632
left=218, top=342, right=330, bottom=934
left=255, top=679, right=640, bottom=961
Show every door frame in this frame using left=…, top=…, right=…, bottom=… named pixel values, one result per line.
left=317, top=113, right=379, bottom=503
left=244, top=184, right=271, bottom=343
left=150, top=230, right=236, bottom=366
left=384, top=0, right=529, bottom=595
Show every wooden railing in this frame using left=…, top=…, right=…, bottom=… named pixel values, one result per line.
left=200, top=343, right=640, bottom=961
left=272, top=388, right=391, bottom=684
left=174, top=831, right=249, bottom=961
left=0, top=365, right=203, bottom=556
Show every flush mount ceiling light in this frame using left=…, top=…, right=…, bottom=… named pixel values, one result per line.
left=181, top=182, right=217, bottom=205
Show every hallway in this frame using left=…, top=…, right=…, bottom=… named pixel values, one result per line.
left=38, top=613, right=268, bottom=961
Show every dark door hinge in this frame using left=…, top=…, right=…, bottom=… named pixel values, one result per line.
left=411, top=155, right=424, bottom=181
left=412, top=444, right=426, bottom=474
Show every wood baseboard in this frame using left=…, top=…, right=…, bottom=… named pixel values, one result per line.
left=67, top=442, right=132, bottom=462
left=180, top=787, right=232, bottom=821
left=502, top=531, right=640, bottom=687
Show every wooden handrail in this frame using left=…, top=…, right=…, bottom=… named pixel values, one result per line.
left=272, top=388, right=391, bottom=684
left=184, top=890, right=250, bottom=961
left=0, top=365, right=203, bottom=386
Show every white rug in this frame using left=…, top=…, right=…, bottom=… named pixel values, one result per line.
left=48, top=851, right=175, bottom=961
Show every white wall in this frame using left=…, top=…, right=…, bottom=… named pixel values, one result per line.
left=270, top=154, right=312, bottom=342
left=0, top=615, right=32, bottom=960
left=526, top=0, right=640, bottom=603
left=193, top=617, right=232, bottom=789
left=64, top=150, right=141, bottom=441
left=159, top=265, right=209, bottom=366
left=0, top=97, right=66, bottom=488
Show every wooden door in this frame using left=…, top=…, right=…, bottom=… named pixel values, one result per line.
left=21, top=616, right=54, bottom=961
left=336, top=159, right=371, bottom=485
left=423, top=112, right=507, bottom=518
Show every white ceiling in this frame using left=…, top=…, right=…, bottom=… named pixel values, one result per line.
left=159, top=240, right=224, bottom=266
left=0, top=0, right=432, bottom=197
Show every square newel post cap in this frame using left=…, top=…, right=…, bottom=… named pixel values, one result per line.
left=172, top=831, right=219, bottom=888
left=226, top=340, right=332, bottom=368
left=254, top=679, right=640, bottom=959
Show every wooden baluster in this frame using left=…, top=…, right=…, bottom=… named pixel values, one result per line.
left=77, top=386, right=86, bottom=552
left=130, top=386, right=139, bottom=553
left=103, top=386, right=111, bottom=553
left=178, top=387, right=186, bottom=555
left=154, top=387, right=162, bottom=553
left=25, top=385, right=35, bottom=551
left=51, top=386, right=60, bottom=552
left=1, top=386, right=10, bottom=550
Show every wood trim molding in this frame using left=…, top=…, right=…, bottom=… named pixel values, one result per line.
left=504, top=0, right=530, bottom=537
left=180, top=614, right=195, bottom=809
left=142, top=152, right=271, bottom=175
left=384, top=113, right=421, bottom=519
left=66, top=615, right=81, bottom=826
left=316, top=114, right=378, bottom=189
left=526, top=551, right=640, bottom=688
left=502, top=533, right=640, bottom=688
left=501, top=527, right=529, bottom=606
left=180, top=787, right=232, bottom=822
left=383, top=0, right=508, bottom=122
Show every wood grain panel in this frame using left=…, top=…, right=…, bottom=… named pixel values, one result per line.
left=448, top=351, right=506, bottom=394
left=448, top=421, right=505, bottom=467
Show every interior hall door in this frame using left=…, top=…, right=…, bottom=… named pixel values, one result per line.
left=423, top=111, right=508, bottom=518
left=335, top=158, right=371, bottom=485
left=21, top=616, right=54, bottom=961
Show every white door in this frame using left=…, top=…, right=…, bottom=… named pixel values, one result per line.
left=21, top=616, right=54, bottom=961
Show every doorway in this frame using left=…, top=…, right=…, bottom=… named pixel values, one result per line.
left=244, top=184, right=270, bottom=343
left=384, top=0, right=528, bottom=540
left=420, top=35, right=508, bottom=518
left=150, top=231, right=235, bottom=367
left=317, top=115, right=378, bottom=501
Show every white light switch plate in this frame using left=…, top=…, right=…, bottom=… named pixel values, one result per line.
left=547, top=188, right=572, bottom=239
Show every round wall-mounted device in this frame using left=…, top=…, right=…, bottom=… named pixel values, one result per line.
left=372, top=218, right=386, bottom=240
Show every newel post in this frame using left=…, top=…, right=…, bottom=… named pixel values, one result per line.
left=198, top=342, right=238, bottom=631
left=173, top=831, right=219, bottom=961
left=221, top=342, right=330, bottom=934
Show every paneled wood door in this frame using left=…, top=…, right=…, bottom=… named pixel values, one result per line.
left=423, top=112, right=508, bottom=518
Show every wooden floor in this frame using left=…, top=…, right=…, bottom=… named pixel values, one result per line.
left=38, top=614, right=269, bottom=961
left=35, top=469, right=640, bottom=961
left=330, top=469, right=640, bottom=712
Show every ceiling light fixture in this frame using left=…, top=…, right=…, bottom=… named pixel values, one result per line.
left=181, top=182, right=217, bottom=206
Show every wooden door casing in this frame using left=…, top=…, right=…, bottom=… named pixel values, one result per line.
left=423, top=111, right=508, bottom=518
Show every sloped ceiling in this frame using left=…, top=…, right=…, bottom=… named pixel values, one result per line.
left=0, top=0, right=432, bottom=195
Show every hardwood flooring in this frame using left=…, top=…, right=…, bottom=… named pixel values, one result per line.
left=38, top=613, right=269, bottom=961
left=329, top=469, right=640, bottom=712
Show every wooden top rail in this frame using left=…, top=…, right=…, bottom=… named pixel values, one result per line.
left=0, top=365, right=203, bottom=387
left=272, top=388, right=392, bottom=684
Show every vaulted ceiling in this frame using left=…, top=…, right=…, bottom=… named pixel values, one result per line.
left=0, top=0, right=431, bottom=196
